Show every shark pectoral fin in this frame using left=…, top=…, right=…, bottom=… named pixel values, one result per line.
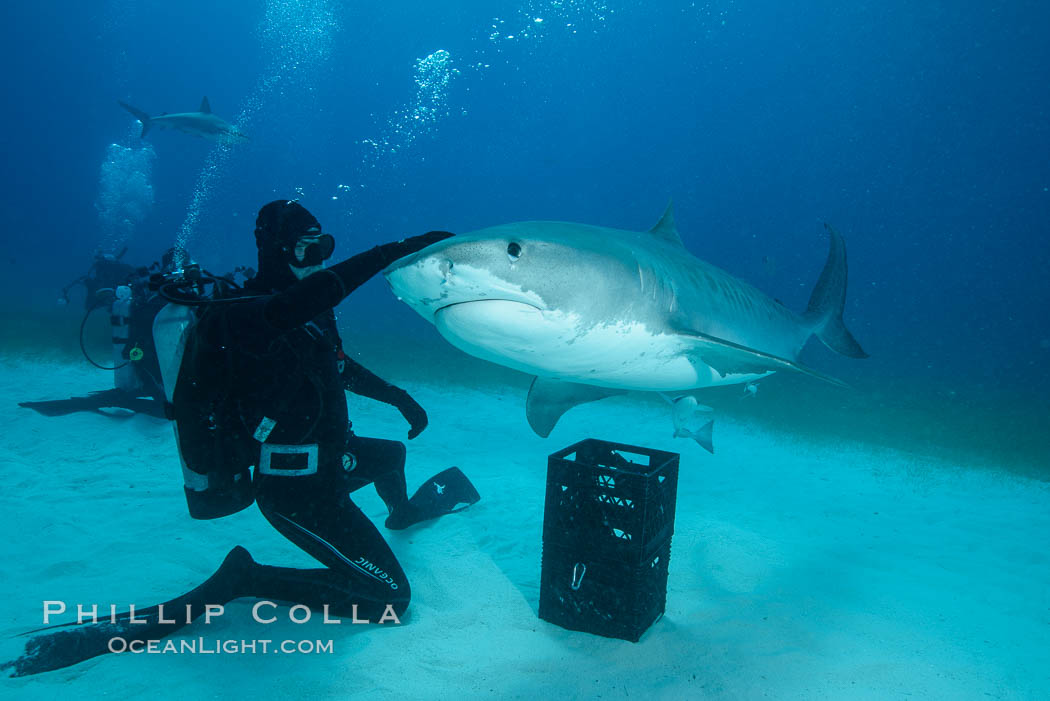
left=677, top=330, right=851, bottom=389
left=525, top=377, right=627, bottom=437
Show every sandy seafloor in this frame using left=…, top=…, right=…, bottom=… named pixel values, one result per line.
left=0, top=355, right=1047, bottom=700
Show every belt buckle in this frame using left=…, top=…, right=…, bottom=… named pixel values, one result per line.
left=259, top=443, right=319, bottom=477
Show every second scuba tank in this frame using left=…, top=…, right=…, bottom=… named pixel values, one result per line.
left=112, top=285, right=142, bottom=393
left=153, top=302, right=195, bottom=403
left=153, top=302, right=254, bottom=520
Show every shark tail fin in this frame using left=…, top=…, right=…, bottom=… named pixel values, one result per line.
left=118, top=101, right=153, bottom=138
left=804, top=223, right=868, bottom=359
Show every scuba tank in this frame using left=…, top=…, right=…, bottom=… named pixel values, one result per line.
left=71, top=251, right=163, bottom=396
left=152, top=268, right=257, bottom=520
left=112, top=285, right=143, bottom=393
left=152, top=302, right=194, bottom=408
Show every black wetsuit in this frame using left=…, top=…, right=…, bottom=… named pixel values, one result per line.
left=3, top=233, right=452, bottom=677
left=193, top=280, right=414, bottom=615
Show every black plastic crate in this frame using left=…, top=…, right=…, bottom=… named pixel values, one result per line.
left=543, top=439, right=680, bottom=564
left=539, top=538, right=672, bottom=642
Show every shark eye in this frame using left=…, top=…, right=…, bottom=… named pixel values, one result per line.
left=507, top=242, right=522, bottom=262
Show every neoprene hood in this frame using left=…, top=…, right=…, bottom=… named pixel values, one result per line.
left=254, top=200, right=333, bottom=290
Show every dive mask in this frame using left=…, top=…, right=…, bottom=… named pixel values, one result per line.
left=291, top=230, right=335, bottom=268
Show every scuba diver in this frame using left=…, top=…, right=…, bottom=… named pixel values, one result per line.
left=58, top=248, right=136, bottom=312
left=19, top=248, right=193, bottom=418
left=3, top=200, right=480, bottom=677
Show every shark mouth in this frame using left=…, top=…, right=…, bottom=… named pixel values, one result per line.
left=433, top=300, right=554, bottom=361
left=434, top=299, right=543, bottom=314
left=434, top=300, right=547, bottom=334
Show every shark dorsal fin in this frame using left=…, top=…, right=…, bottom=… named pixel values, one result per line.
left=648, top=200, right=684, bottom=246
left=199, top=97, right=211, bottom=114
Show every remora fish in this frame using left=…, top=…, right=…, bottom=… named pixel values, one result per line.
left=384, top=205, right=866, bottom=437
left=663, top=394, right=715, bottom=453
left=118, top=97, right=248, bottom=144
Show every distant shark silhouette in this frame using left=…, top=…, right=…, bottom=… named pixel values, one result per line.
left=118, top=97, right=248, bottom=144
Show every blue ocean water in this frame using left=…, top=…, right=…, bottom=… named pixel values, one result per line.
left=1, top=9, right=1045, bottom=324
left=4, top=2, right=1048, bottom=469
left=1, top=2, right=1049, bottom=694
left=0, top=2, right=1046, bottom=436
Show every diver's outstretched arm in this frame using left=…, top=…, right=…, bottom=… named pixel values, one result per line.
left=264, top=231, right=454, bottom=331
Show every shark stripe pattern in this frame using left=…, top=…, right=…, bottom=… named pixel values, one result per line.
left=384, top=204, right=866, bottom=437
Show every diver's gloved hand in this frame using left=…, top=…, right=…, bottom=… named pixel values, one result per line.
left=377, top=230, right=454, bottom=266
left=394, top=390, right=429, bottom=440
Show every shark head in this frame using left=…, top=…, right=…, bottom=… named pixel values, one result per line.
left=385, top=222, right=637, bottom=316
left=383, top=221, right=649, bottom=380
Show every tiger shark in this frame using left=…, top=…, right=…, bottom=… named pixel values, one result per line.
left=383, top=205, right=866, bottom=442
left=118, top=97, right=248, bottom=144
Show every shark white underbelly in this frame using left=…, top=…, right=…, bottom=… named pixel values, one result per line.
left=435, top=299, right=765, bottom=391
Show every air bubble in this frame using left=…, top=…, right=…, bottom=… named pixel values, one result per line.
left=96, top=139, right=155, bottom=254
left=175, top=0, right=338, bottom=257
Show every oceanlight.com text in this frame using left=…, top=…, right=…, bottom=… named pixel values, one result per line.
left=107, top=637, right=335, bottom=655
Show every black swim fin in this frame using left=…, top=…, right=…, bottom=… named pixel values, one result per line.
left=18, top=388, right=167, bottom=419
left=2, top=546, right=252, bottom=677
left=385, top=467, right=480, bottom=530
